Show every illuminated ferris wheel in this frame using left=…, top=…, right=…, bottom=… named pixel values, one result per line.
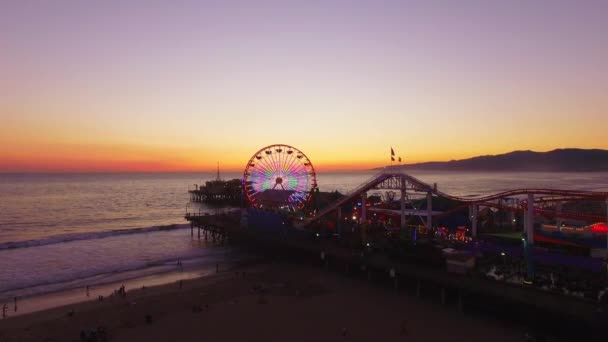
left=243, top=144, right=317, bottom=209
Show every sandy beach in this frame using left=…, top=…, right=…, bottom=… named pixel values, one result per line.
left=0, top=261, right=526, bottom=342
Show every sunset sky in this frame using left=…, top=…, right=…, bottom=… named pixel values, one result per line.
left=1, top=0, right=607, bottom=172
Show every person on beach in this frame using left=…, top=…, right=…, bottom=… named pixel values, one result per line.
left=86, top=285, right=90, bottom=297
left=3, top=303, right=8, bottom=318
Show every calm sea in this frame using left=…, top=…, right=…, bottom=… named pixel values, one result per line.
left=1, top=171, right=608, bottom=299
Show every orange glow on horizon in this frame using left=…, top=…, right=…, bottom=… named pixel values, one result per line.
left=2, top=1, right=608, bottom=173
left=2, top=141, right=606, bottom=173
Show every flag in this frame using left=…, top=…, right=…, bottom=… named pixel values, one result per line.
left=391, top=147, right=395, bottom=156
left=398, top=156, right=402, bottom=163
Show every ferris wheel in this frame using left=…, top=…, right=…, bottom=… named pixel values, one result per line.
left=243, top=144, right=317, bottom=209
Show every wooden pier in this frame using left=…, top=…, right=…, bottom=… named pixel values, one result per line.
left=186, top=212, right=235, bottom=243
left=185, top=211, right=601, bottom=339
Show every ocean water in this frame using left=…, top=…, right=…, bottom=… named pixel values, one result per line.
left=1, top=171, right=608, bottom=299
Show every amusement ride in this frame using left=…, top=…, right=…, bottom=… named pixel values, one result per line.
left=243, top=144, right=317, bottom=210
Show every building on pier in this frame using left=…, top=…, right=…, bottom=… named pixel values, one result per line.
left=189, top=164, right=242, bottom=204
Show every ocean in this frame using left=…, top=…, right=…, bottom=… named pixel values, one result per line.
left=1, top=171, right=608, bottom=300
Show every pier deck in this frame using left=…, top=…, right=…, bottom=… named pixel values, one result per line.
left=185, top=212, right=599, bottom=327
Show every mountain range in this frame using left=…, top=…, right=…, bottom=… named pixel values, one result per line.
left=377, top=149, right=608, bottom=172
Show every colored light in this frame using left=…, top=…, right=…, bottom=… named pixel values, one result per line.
left=590, top=223, right=608, bottom=233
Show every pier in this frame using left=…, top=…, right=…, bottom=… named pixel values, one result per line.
left=185, top=209, right=600, bottom=338
left=186, top=147, right=608, bottom=339
left=186, top=211, right=233, bottom=244
left=188, top=164, right=242, bottom=203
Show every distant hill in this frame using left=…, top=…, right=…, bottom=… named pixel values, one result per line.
left=377, top=149, right=608, bottom=172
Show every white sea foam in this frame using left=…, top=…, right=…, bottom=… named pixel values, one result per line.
left=0, top=223, right=190, bottom=251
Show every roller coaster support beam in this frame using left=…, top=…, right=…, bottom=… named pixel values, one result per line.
left=509, top=199, right=516, bottom=228
left=426, top=191, right=433, bottom=232
left=361, top=192, right=367, bottom=224
left=469, top=204, right=478, bottom=238
left=525, top=193, right=535, bottom=281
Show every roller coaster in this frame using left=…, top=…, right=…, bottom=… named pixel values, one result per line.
left=304, top=168, right=608, bottom=234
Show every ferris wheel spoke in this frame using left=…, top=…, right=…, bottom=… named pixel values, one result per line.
left=286, top=149, right=303, bottom=171
left=265, top=147, right=277, bottom=174
left=290, top=172, right=309, bottom=184
left=283, top=154, right=301, bottom=178
left=257, top=168, right=277, bottom=192
left=257, top=156, right=276, bottom=178
left=255, top=154, right=272, bottom=173
left=277, top=144, right=284, bottom=175
left=259, top=152, right=280, bottom=189
left=256, top=162, right=273, bottom=181
left=278, top=145, right=288, bottom=175
left=282, top=146, right=294, bottom=177
left=270, top=147, right=282, bottom=175
left=284, top=182, right=299, bottom=191
left=283, top=162, right=301, bottom=181
left=249, top=171, right=267, bottom=186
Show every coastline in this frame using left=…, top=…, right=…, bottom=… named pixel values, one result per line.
left=1, top=259, right=239, bottom=318
left=0, top=261, right=526, bottom=342
left=0, top=223, right=237, bottom=300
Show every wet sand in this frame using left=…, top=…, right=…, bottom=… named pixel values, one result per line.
left=1, top=265, right=220, bottom=318
left=0, top=262, right=524, bottom=341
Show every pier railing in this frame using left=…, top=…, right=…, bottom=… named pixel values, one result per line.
left=185, top=208, right=241, bottom=218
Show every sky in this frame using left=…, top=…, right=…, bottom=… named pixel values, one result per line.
left=1, top=0, right=607, bottom=172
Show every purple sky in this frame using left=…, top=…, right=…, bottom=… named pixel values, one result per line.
left=1, top=0, right=607, bottom=171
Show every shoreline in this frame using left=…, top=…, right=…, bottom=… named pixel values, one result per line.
left=0, top=223, right=238, bottom=301
left=1, top=259, right=242, bottom=319
left=0, top=261, right=529, bottom=342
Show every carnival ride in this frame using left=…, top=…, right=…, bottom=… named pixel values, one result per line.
left=243, top=144, right=317, bottom=209
left=304, top=169, right=608, bottom=225
left=240, top=145, right=608, bottom=251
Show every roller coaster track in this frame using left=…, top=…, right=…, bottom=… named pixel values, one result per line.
left=305, top=170, right=608, bottom=225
